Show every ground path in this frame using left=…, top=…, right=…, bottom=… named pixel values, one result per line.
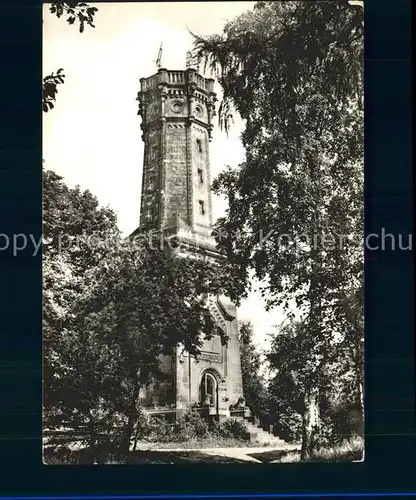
left=141, top=444, right=300, bottom=463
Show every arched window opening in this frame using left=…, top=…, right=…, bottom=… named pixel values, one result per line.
left=200, top=372, right=218, bottom=408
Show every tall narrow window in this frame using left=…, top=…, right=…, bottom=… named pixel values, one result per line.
left=198, top=200, right=205, bottom=216
left=145, top=207, right=156, bottom=223
left=150, top=145, right=158, bottom=161
left=196, top=139, right=202, bottom=153
left=147, top=177, right=155, bottom=192
left=198, top=169, right=203, bottom=184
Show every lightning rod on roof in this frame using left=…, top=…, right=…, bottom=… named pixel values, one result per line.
left=154, top=43, right=163, bottom=70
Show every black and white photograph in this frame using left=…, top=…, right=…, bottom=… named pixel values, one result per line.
left=42, top=1, right=364, bottom=464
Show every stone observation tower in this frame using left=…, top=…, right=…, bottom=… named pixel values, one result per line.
left=131, top=64, right=246, bottom=421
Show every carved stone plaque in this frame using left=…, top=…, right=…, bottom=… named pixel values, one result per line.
left=200, top=351, right=221, bottom=363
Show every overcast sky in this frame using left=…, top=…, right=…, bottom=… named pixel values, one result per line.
left=43, top=1, right=288, bottom=349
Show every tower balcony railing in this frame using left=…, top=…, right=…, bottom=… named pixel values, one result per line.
left=140, top=70, right=214, bottom=93
left=168, top=71, right=185, bottom=84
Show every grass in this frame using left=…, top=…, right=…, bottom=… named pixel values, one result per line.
left=250, top=436, right=364, bottom=463
left=44, top=447, right=250, bottom=464
left=309, top=436, right=364, bottom=462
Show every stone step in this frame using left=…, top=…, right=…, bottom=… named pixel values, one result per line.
left=245, top=426, right=273, bottom=435
left=247, top=432, right=283, bottom=442
left=238, top=416, right=290, bottom=445
left=243, top=424, right=288, bottom=445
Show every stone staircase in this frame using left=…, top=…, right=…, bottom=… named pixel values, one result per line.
left=235, top=417, right=290, bottom=447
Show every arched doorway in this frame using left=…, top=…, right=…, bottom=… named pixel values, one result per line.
left=199, top=371, right=219, bottom=411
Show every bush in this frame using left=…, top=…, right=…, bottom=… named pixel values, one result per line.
left=171, top=411, right=210, bottom=441
left=221, top=418, right=248, bottom=439
left=134, top=408, right=153, bottom=440
left=208, top=419, right=228, bottom=438
left=326, top=402, right=364, bottom=444
left=149, top=417, right=175, bottom=442
left=274, top=411, right=302, bottom=443
left=133, top=410, right=249, bottom=445
left=209, top=418, right=248, bottom=440
left=43, top=445, right=76, bottom=464
left=144, top=410, right=211, bottom=443
left=182, top=410, right=210, bottom=438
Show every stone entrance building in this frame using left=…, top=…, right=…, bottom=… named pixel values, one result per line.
left=131, top=67, right=245, bottom=420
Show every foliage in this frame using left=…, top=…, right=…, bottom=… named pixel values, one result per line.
left=135, top=411, right=248, bottom=444
left=273, top=410, right=302, bottom=444
left=238, top=321, right=268, bottom=416
left=43, top=171, right=230, bottom=459
left=215, top=418, right=248, bottom=440
left=309, top=435, right=363, bottom=462
left=43, top=3, right=98, bottom=112
left=193, top=0, right=364, bottom=456
left=43, top=70, right=66, bottom=112
left=181, top=410, right=211, bottom=438
left=262, top=435, right=363, bottom=463
left=42, top=169, right=118, bottom=272
left=42, top=170, right=120, bottom=454
left=49, top=2, right=98, bottom=32
left=267, top=318, right=363, bottom=447
left=141, top=410, right=212, bottom=443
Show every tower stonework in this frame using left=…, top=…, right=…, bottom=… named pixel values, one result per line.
left=132, top=68, right=245, bottom=420
left=137, top=68, right=215, bottom=238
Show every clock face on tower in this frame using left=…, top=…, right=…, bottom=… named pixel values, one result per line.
left=171, top=100, right=184, bottom=113
left=194, top=104, right=204, bottom=118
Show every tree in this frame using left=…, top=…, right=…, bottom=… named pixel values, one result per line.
left=267, top=313, right=364, bottom=451
left=42, top=169, right=119, bottom=372
left=79, top=236, right=228, bottom=455
left=43, top=168, right=120, bottom=458
left=238, top=321, right=267, bottom=417
left=193, top=1, right=364, bottom=458
left=267, top=322, right=324, bottom=457
left=43, top=3, right=98, bottom=112
left=43, top=171, right=229, bottom=461
left=43, top=169, right=118, bottom=272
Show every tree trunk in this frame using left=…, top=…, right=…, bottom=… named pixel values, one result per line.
left=86, top=420, right=98, bottom=464
left=132, top=410, right=142, bottom=452
left=355, top=378, right=364, bottom=435
left=352, top=343, right=364, bottom=428
left=120, top=378, right=140, bottom=456
left=300, top=387, right=319, bottom=461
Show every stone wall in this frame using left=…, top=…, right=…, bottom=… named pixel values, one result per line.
left=164, top=124, right=188, bottom=222
left=225, top=316, right=244, bottom=406
left=190, top=124, right=211, bottom=229
left=174, top=296, right=244, bottom=411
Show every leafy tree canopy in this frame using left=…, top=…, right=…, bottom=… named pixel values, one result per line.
left=43, top=170, right=230, bottom=458
left=193, top=0, right=364, bottom=456
left=43, top=3, right=98, bottom=112
left=193, top=0, right=364, bottom=312
left=238, top=321, right=268, bottom=416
